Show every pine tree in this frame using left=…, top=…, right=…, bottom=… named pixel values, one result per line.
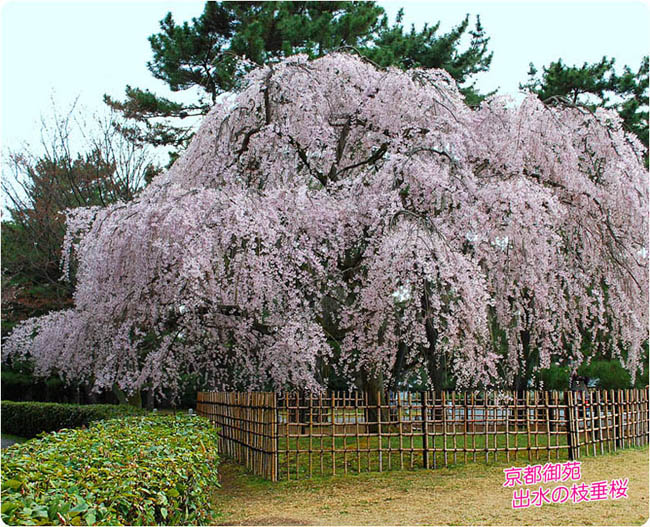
left=520, top=56, right=648, bottom=148
left=106, top=2, right=494, bottom=152
left=361, top=10, right=493, bottom=106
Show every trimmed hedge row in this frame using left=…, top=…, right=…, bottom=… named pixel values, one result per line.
left=1, top=401, right=147, bottom=438
left=1, top=415, right=220, bottom=525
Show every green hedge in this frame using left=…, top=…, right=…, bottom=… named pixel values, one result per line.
left=1, top=401, right=147, bottom=438
left=1, top=415, right=220, bottom=525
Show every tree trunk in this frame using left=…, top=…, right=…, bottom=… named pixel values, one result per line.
left=145, top=389, right=155, bottom=410
left=390, top=342, right=408, bottom=392
left=361, top=370, right=387, bottom=433
left=112, top=384, right=142, bottom=408
left=512, top=329, right=532, bottom=429
left=422, top=306, right=445, bottom=392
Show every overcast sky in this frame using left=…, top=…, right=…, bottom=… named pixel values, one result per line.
left=1, top=0, right=648, bottom=156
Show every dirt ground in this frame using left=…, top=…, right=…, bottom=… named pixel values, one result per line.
left=212, top=445, right=649, bottom=526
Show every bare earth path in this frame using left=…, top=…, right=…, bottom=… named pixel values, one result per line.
left=212, top=446, right=649, bottom=526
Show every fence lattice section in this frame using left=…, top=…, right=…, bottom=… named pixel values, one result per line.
left=196, top=388, right=649, bottom=481
left=196, top=392, right=277, bottom=480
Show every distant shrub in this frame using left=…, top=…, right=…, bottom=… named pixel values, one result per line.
left=1, top=415, right=220, bottom=525
left=0, top=369, right=35, bottom=401
left=578, top=360, right=632, bottom=389
left=537, top=364, right=570, bottom=390
left=0, top=401, right=147, bottom=438
left=536, top=359, right=645, bottom=391
left=1, top=368, right=82, bottom=403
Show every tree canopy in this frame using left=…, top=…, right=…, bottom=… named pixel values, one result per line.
left=105, top=1, right=493, bottom=150
left=5, top=54, right=647, bottom=399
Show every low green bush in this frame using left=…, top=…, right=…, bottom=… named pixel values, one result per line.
left=1, top=369, right=38, bottom=401
left=537, top=364, right=571, bottom=390
left=1, top=415, right=220, bottom=525
left=1, top=401, right=147, bottom=438
left=577, top=359, right=632, bottom=389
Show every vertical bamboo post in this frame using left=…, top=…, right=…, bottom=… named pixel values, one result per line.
left=604, top=390, right=612, bottom=453
left=282, top=392, right=289, bottom=477
left=377, top=390, right=383, bottom=473
left=596, top=390, right=604, bottom=455
left=588, top=391, right=595, bottom=456
left=525, top=391, right=532, bottom=462
left=643, top=386, right=650, bottom=444
left=272, top=392, right=278, bottom=481
left=513, top=391, right=519, bottom=462
left=397, top=392, right=404, bottom=470
left=343, top=391, right=348, bottom=475
left=442, top=391, right=448, bottom=467
left=544, top=391, right=551, bottom=460
left=491, top=392, right=496, bottom=462
left=451, top=391, right=457, bottom=465
left=422, top=391, right=429, bottom=469
left=317, top=392, right=323, bottom=475
left=331, top=391, right=336, bottom=476
left=408, top=391, right=414, bottom=469
left=471, top=391, right=477, bottom=463
left=505, top=392, right=510, bottom=463
left=483, top=390, right=490, bottom=463
left=355, top=391, right=361, bottom=473
left=621, top=390, right=630, bottom=448
left=463, top=392, right=468, bottom=464
left=632, top=388, right=641, bottom=446
left=308, top=392, right=313, bottom=478
left=432, top=391, right=437, bottom=469
left=619, top=389, right=625, bottom=450
left=643, top=386, right=650, bottom=445
left=386, top=392, right=391, bottom=471
left=564, top=391, right=575, bottom=461
left=365, top=391, right=371, bottom=471
left=533, top=391, right=540, bottom=460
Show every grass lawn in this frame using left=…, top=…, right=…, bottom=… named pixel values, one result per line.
left=278, top=430, right=572, bottom=478
left=212, top=445, right=649, bottom=526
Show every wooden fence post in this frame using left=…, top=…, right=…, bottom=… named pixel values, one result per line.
left=615, top=389, right=623, bottom=449
left=274, top=392, right=279, bottom=481
left=564, top=391, right=575, bottom=461
left=422, top=391, right=429, bottom=469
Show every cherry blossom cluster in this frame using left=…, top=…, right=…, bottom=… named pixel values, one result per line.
left=4, top=53, right=648, bottom=398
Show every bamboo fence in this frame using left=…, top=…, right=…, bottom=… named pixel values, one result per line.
left=196, top=387, right=649, bottom=481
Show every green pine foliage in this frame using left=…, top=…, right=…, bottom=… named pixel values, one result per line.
left=362, top=10, right=492, bottom=106
left=106, top=1, right=494, bottom=149
left=1, top=415, right=220, bottom=525
left=520, top=55, right=649, bottom=148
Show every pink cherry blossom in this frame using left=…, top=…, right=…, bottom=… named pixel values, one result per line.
left=4, top=53, right=647, bottom=399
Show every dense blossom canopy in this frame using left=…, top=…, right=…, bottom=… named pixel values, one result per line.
left=4, top=53, right=648, bottom=397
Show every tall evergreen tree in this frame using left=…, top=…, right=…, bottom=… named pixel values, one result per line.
left=106, top=1, right=493, bottom=151
left=520, top=56, right=649, bottom=148
left=362, top=10, right=492, bottom=106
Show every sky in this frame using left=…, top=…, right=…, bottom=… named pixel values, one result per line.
left=0, top=0, right=648, bottom=157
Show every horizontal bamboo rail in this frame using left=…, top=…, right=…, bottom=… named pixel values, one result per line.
left=196, top=387, right=649, bottom=481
